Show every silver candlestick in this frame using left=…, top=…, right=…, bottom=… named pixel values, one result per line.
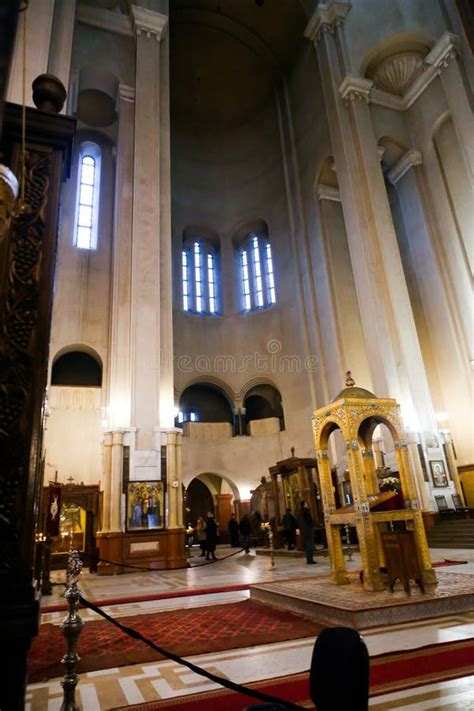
left=60, top=549, right=84, bottom=711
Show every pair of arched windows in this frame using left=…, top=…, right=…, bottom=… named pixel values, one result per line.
left=182, top=228, right=276, bottom=315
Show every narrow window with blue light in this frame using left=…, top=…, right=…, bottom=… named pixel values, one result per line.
left=182, top=230, right=220, bottom=315
left=74, top=142, right=101, bottom=250
left=238, top=227, right=276, bottom=312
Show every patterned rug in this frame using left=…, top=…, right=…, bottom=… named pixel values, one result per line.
left=28, top=599, right=323, bottom=683
left=110, top=638, right=474, bottom=710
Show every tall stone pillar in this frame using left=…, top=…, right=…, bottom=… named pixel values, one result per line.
left=426, top=32, right=474, bottom=183
left=305, top=3, right=438, bottom=440
left=108, top=84, right=135, bottom=429
left=101, top=432, right=113, bottom=533
left=47, top=0, right=77, bottom=109
left=110, top=430, right=125, bottom=532
left=7, top=0, right=56, bottom=107
left=130, top=6, right=169, bottom=452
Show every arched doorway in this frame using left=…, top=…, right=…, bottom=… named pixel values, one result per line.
left=185, top=473, right=238, bottom=543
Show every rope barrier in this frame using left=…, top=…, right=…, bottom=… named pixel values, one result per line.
left=79, top=593, right=306, bottom=710
left=80, top=546, right=247, bottom=572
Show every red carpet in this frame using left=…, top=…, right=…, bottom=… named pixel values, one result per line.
left=110, top=638, right=474, bottom=710
left=28, top=599, right=323, bottom=683
left=432, top=559, right=468, bottom=568
left=41, top=583, right=251, bottom=614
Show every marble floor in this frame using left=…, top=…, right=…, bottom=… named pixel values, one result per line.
left=27, top=546, right=474, bottom=710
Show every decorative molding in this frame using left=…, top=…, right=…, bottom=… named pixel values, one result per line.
left=118, top=84, right=135, bottom=103
left=317, top=184, right=341, bottom=202
left=373, top=52, right=424, bottom=97
left=131, top=5, right=168, bottom=41
left=339, top=75, right=373, bottom=104
left=425, top=31, right=460, bottom=70
left=304, top=2, right=351, bottom=45
left=387, top=149, right=423, bottom=185
left=76, top=3, right=133, bottom=37
left=368, top=33, right=461, bottom=112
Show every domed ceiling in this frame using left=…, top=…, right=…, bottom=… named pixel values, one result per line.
left=170, top=0, right=310, bottom=128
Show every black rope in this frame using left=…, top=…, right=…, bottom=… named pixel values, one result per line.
left=81, top=546, right=246, bottom=572
left=79, top=594, right=306, bottom=710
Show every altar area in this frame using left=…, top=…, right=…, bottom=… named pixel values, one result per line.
left=250, top=571, right=474, bottom=629
left=250, top=375, right=474, bottom=630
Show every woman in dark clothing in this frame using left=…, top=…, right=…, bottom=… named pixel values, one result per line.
left=228, top=513, right=240, bottom=547
left=239, top=513, right=251, bottom=553
left=297, top=500, right=316, bottom=564
left=310, top=627, right=369, bottom=711
left=205, top=511, right=218, bottom=560
left=282, top=508, right=297, bottom=550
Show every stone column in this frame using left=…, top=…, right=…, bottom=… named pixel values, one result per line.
left=164, top=429, right=183, bottom=529
left=110, top=430, right=125, bottom=531
left=47, top=0, right=77, bottom=109
left=7, top=0, right=56, bottom=106
left=101, top=432, right=113, bottom=532
left=442, top=434, right=466, bottom=505
left=130, top=6, right=169, bottom=451
left=406, top=433, right=432, bottom=512
left=108, top=84, right=135, bottom=429
left=387, top=148, right=472, bottom=458
left=426, top=32, right=474, bottom=183
left=305, top=3, right=438, bottom=440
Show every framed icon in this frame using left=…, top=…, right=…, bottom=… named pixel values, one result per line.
left=126, top=481, right=164, bottom=531
left=429, top=460, right=448, bottom=488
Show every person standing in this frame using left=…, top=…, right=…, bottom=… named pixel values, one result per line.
left=239, top=513, right=251, bottom=553
left=297, top=500, right=316, bottom=564
left=228, top=513, right=240, bottom=547
left=196, top=516, right=207, bottom=557
left=282, top=508, right=297, bottom=550
left=205, top=511, right=218, bottom=561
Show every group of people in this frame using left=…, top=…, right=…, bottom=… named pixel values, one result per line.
left=192, top=500, right=317, bottom=564
left=195, top=512, right=218, bottom=561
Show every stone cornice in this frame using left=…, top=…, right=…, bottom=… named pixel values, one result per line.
left=425, top=31, right=460, bottom=70
left=76, top=3, right=133, bottom=37
left=387, top=149, right=422, bottom=185
left=339, top=75, right=373, bottom=104
left=317, top=184, right=341, bottom=202
left=304, top=2, right=351, bottom=44
left=131, top=5, right=168, bottom=40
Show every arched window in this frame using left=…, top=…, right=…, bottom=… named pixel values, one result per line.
left=51, top=350, right=102, bottom=387
left=236, top=224, right=276, bottom=311
left=74, top=141, right=101, bottom=250
left=182, top=227, right=220, bottom=315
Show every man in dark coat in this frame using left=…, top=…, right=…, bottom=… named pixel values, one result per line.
left=205, top=511, right=218, bottom=561
left=239, top=513, right=251, bottom=553
left=228, top=513, right=240, bottom=547
left=297, top=500, right=316, bottom=564
left=282, top=508, right=297, bottom=550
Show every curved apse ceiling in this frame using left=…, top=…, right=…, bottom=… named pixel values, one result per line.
left=170, top=0, right=309, bottom=129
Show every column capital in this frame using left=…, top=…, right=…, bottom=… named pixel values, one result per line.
left=131, top=5, right=168, bottom=41
left=425, top=32, right=460, bottom=71
left=304, top=2, right=351, bottom=45
left=317, top=184, right=341, bottom=202
left=118, top=84, right=135, bottom=103
left=339, top=75, right=373, bottom=104
left=387, top=149, right=422, bottom=185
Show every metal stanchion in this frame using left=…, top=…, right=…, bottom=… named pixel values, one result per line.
left=344, top=524, right=353, bottom=561
left=268, top=528, right=275, bottom=568
left=60, top=549, right=84, bottom=711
